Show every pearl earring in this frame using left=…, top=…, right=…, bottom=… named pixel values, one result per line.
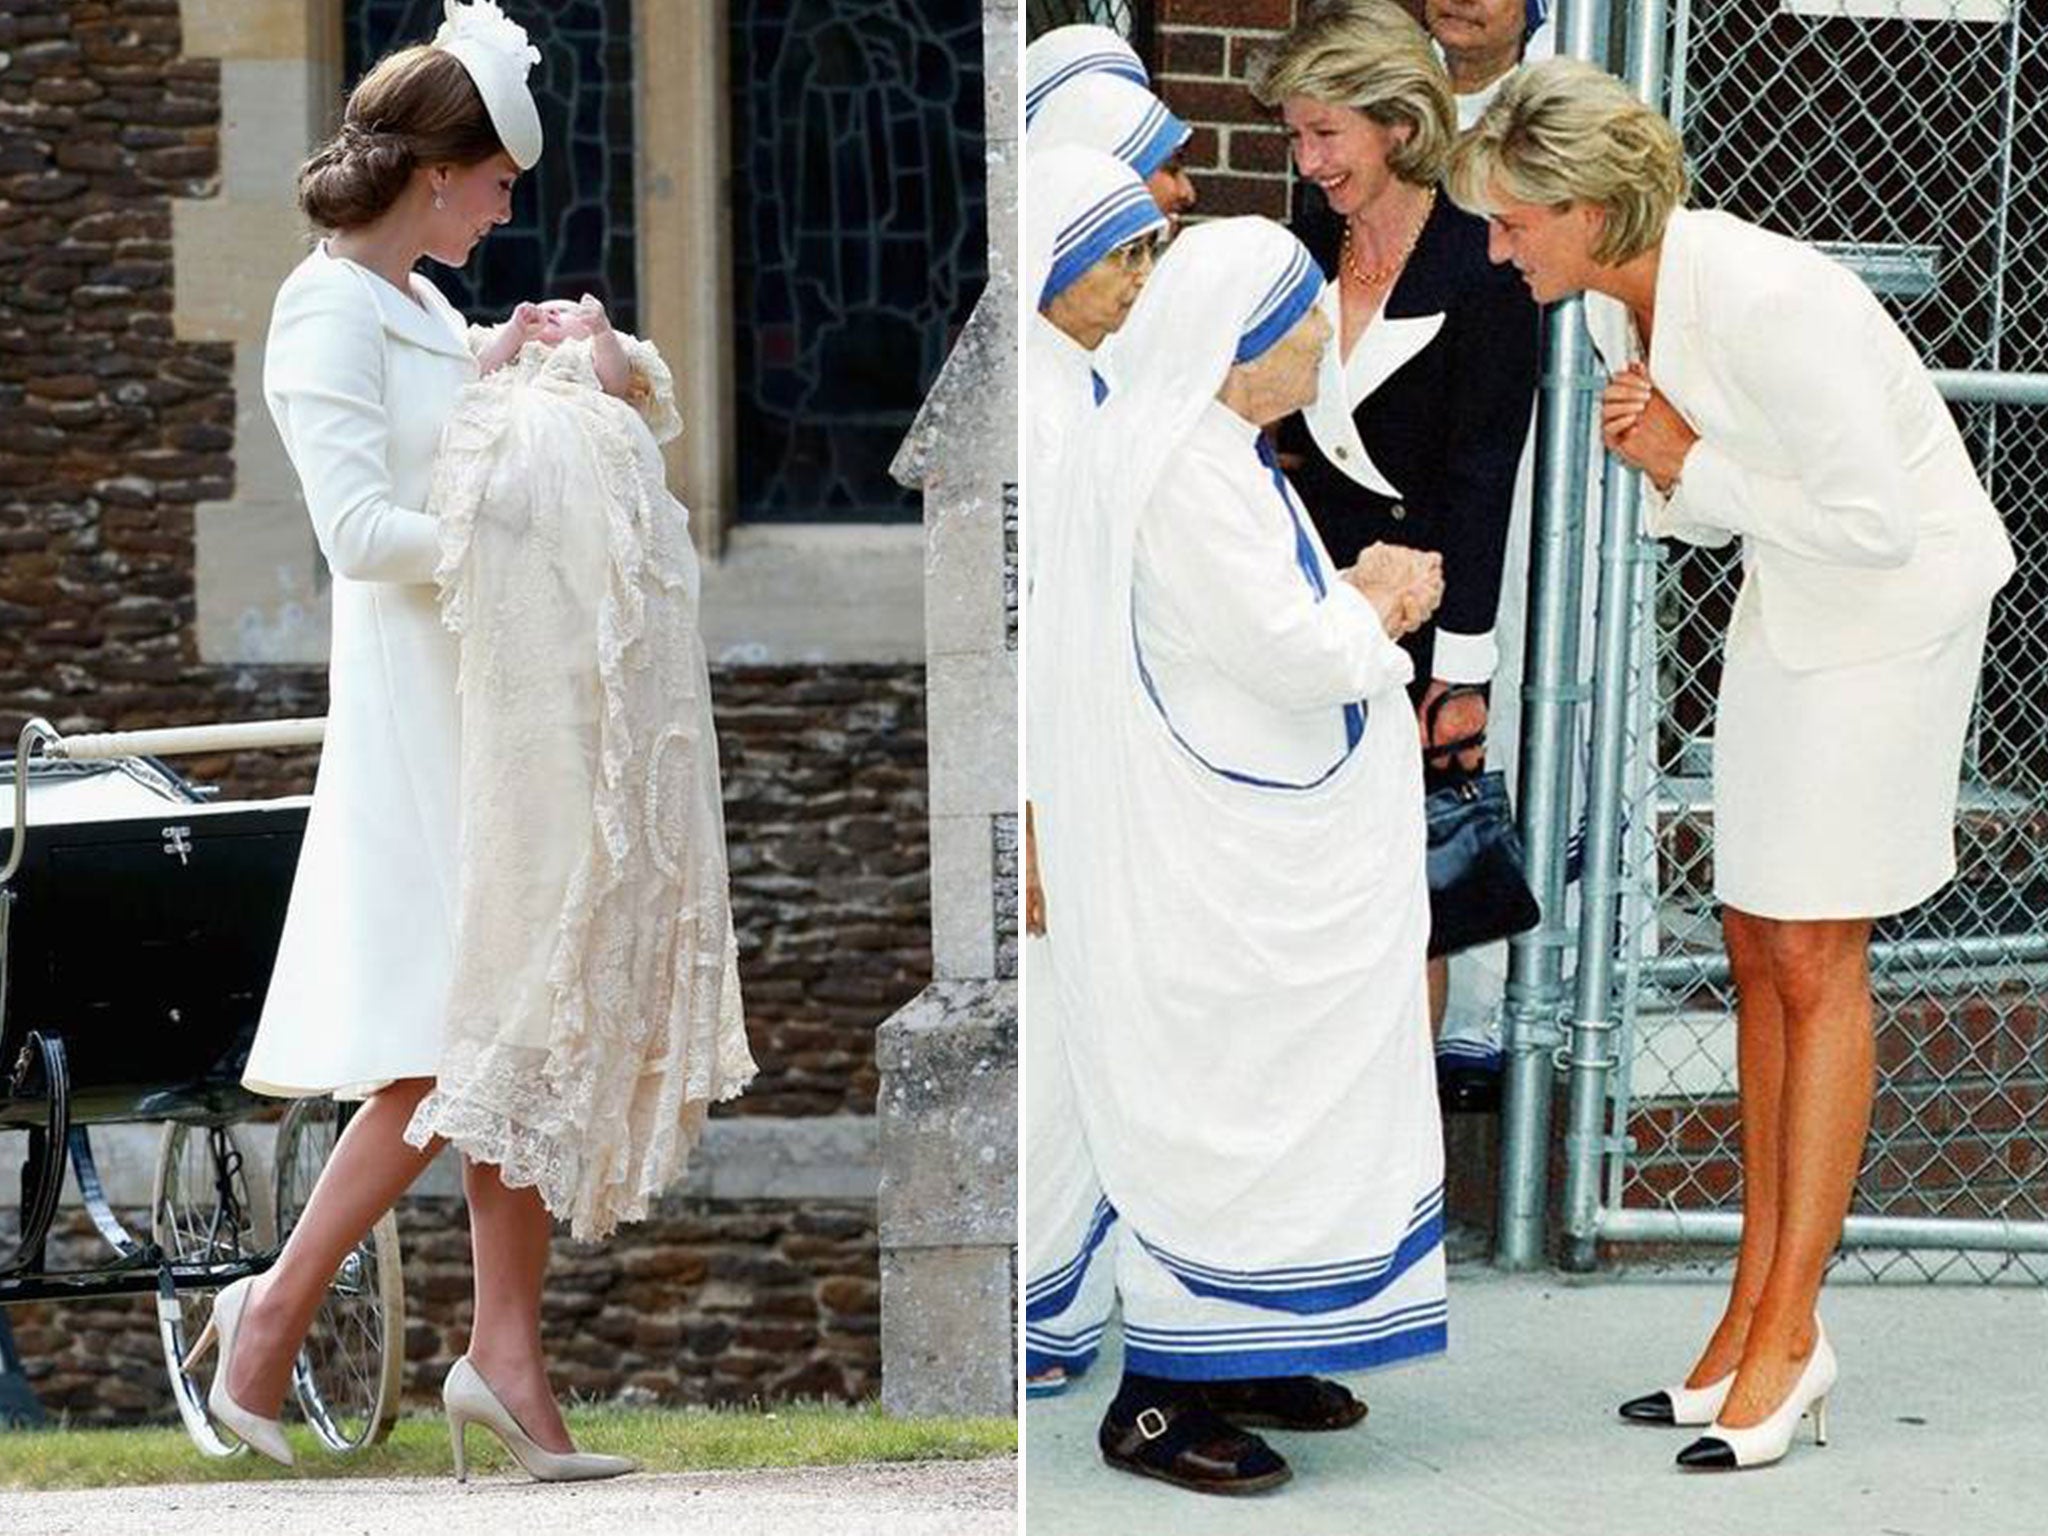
left=433, top=191, right=446, bottom=210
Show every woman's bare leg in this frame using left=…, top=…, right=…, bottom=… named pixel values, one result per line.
left=227, top=1078, right=444, bottom=1414
left=1686, top=906, right=1787, bottom=1387
left=1718, top=916, right=1874, bottom=1428
left=462, top=1159, right=573, bottom=1452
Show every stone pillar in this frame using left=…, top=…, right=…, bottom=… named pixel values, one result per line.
left=875, top=0, right=1019, bottom=1419
left=180, top=0, right=343, bottom=665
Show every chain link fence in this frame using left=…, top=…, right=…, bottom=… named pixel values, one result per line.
left=1581, top=0, right=2048, bottom=1282
left=1026, top=0, right=1154, bottom=61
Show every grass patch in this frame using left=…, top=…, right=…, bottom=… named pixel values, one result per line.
left=0, top=1403, right=1016, bottom=1491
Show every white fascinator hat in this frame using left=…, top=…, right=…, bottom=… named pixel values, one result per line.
left=432, top=0, right=543, bottom=170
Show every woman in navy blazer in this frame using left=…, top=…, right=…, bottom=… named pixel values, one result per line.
left=1253, top=0, right=1541, bottom=1056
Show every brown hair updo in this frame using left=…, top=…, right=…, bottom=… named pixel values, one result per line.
left=298, top=45, right=505, bottom=231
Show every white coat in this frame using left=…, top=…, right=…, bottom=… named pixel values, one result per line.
left=1583, top=207, right=2015, bottom=672
left=243, top=244, right=478, bottom=1097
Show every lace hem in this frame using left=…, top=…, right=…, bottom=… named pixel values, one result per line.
left=424, top=349, right=748, bottom=1243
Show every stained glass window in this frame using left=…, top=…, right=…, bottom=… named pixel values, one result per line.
left=344, top=0, right=638, bottom=333
left=730, top=0, right=988, bottom=522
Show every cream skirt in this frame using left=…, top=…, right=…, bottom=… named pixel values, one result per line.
left=1712, top=600, right=1991, bottom=921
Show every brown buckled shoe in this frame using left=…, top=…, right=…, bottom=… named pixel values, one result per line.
left=1098, top=1398, right=1292, bottom=1496
left=1198, top=1375, right=1369, bottom=1432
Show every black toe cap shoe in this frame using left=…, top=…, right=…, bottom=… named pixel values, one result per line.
left=1675, top=1435, right=1738, bottom=1469
left=1618, top=1390, right=1677, bottom=1424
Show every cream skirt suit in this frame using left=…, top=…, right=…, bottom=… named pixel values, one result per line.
left=1585, top=209, right=2015, bottom=920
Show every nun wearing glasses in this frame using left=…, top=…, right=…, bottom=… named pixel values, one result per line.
left=1021, top=143, right=1167, bottom=1399
left=1031, top=215, right=1449, bottom=1496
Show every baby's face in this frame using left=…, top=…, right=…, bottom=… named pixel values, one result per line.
left=534, top=300, right=598, bottom=344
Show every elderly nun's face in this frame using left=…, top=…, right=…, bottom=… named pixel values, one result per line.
left=1281, top=96, right=1410, bottom=220
left=1043, top=232, right=1161, bottom=351
left=1224, top=302, right=1332, bottom=426
left=1264, top=303, right=1334, bottom=415
left=1481, top=178, right=1605, bottom=304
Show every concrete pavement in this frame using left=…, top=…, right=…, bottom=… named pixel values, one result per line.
left=1024, top=1266, right=2047, bottom=1535
left=0, top=1457, right=1018, bottom=1536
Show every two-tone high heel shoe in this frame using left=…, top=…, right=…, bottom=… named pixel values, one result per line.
left=1676, top=1321, right=1837, bottom=1471
left=1618, top=1370, right=1734, bottom=1427
left=186, top=1275, right=295, bottom=1467
left=443, top=1355, right=638, bottom=1483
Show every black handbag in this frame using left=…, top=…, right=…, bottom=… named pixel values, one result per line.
left=1422, top=685, right=1540, bottom=959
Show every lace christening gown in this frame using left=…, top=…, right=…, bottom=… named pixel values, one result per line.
left=406, top=332, right=756, bottom=1240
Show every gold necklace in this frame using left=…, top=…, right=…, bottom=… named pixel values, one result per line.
left=1342, top=186, right=1436, bottom=288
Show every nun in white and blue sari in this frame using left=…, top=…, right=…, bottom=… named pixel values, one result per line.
left=1033, top=216, right=1446, bottom=1493
left=1024, top=22, right=1148, bottom=127
left=1020, top=143, right=1166, bottom=1395
left=1027, top=70, right=1190, bottom=192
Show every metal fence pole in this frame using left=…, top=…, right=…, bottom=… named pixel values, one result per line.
left=1556, top=0, right=1670, bottom=1275
left=1493, top=0, right=1613, bottom=1272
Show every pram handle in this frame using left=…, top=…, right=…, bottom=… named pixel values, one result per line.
left=4, top=717, right=327, bottom=887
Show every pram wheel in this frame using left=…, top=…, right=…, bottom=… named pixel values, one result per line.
left=152, top=1122, right=275, bottom=1456
left=275, top=1096, right=404, bottom=1451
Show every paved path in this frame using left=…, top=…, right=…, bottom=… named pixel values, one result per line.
left=0, top=1456, right=1018, bottom=1536
left=1026, top=1268, right=2048, bottom=1535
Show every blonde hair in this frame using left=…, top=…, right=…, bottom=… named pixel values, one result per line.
left=1249, top=0, right=1456, bottom=188
left=1447, top=56, right=1688, bottom=266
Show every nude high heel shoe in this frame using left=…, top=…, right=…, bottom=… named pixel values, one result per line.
left=186, top=1275, right=295, bottom=1467
left=1676, top=1321, right=1838, bottom=1471
left=443, top=1355, right=638, bottom=1483
left=1618, top=1371, right=1734, bottom=1427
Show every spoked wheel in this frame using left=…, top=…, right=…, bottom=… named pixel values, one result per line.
left=152, top=1122, right=276, bottom=1457
left=274, top=1096, right=404, bottom=1451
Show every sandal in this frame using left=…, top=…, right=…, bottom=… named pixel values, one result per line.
left=1199, top=1375, right=1369, bottom=1432
left=1098, top=1397, right=1292, bottom=1496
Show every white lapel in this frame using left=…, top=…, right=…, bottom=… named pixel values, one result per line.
left=387, top=274, right=473, bottom=361
left=1300, top=279, right=1442, bottom=499
left=1644, top=208, right=1705, bottom=412
left=1582, top=290, right=1636, bottom=375
left=319, top=246, right=473, bottom=361
left=1585, top=211, right=1709, bottom=429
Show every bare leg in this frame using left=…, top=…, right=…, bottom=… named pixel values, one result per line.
left=1718, top=916, right=1874, bottom=1428
left=228, top=1078, right=443, bottom=1414
left=1427, top=956, right=1449, bottom=1035
left=462, top=1158, right=573, bottom=1453
left=1686, top=907, right=1786, bottom=1388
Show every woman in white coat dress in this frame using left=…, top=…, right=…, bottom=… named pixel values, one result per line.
left=1451, top=59, right=2014, bottom=1473
left=190, top=14, right=635, bottom=1482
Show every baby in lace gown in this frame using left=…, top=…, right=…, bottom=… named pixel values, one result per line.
left=405, top=295, right=756, bottom=1242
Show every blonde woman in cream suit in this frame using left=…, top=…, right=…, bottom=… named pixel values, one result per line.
left=1452, top=59, right=2013, bottom=1473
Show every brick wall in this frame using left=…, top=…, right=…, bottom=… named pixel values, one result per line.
left=1623, top=983, right=2048, bottom=1226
